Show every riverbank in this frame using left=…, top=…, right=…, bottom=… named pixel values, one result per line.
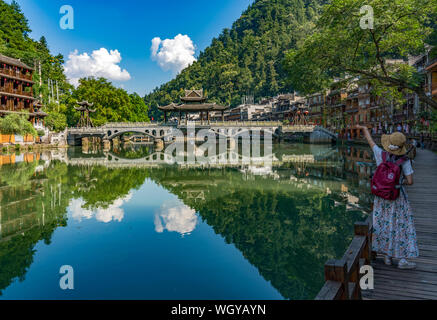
left=337, top=133, right=437, bottom=151
left=0, top=143, right=68, bottom=155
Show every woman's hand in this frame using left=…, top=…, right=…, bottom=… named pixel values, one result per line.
left=355, top=124, right=376, bottom=148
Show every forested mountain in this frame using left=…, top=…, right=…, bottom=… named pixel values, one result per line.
left=145, top=0, right=328, bottom=120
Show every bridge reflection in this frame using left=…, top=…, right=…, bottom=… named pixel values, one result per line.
left=0, top=143, right=374, bottom=299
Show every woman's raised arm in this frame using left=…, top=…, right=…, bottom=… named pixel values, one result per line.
left=355, top=125, right=376, bottom=149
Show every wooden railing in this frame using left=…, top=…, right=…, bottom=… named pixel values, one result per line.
left=316, top=216, right=373, bottom=300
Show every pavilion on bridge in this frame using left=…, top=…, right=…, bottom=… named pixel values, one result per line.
left=75, top=101, right=96, bottom=128
left=158, top=89, right=228, bottom=125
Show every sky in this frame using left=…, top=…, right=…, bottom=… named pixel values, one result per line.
left=11, top=0, right=254, bottom=95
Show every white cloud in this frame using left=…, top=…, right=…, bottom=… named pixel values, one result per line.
left=154, top=201, right=197, bottom=236
left=64, top=48, right=131, bottom=86
left=69, top=193, right=133, bottom=223
left=151, top=34, right=196, bottom=74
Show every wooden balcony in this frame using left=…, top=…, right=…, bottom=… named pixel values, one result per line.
left=0, top=69, right=33, bottom=82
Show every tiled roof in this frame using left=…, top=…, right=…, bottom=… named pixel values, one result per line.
left=0, top=54, right=33, bottom=70
left=159, top=103, right=228, bottom=112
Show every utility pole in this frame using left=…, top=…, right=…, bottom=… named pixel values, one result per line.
left=39, top=60, right=43, bottom=101
left=56, top=80, right=59, bottom=102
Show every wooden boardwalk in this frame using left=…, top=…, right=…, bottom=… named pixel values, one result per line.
left=363, top=149, right=437, bottom=300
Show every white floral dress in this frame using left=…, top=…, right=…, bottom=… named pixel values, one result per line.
left=372, top=145, right=419, bottom=259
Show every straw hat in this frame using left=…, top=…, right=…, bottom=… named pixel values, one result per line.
left=381, top=132, right=407, bottom=156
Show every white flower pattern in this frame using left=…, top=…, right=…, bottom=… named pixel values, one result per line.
left=371, top=146, right=419, bottom=259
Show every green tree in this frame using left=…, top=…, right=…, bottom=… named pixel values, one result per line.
left=0, top=113, right=37, bottom=142
left=284, top=0, right=437, bottom=110
left=45, top=111, right=67, bottom=132
left=71, top=77, right=150, bottom=126
left=0, top=0, right=72, bottom=106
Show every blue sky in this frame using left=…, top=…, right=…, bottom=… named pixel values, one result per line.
left=11, top=0, right=254, bottom=95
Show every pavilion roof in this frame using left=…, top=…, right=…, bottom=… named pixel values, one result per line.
left=75, top=101, right=96, bottom=112
left=76, top=100, right=94, bottom=107
left=75, top=106, right=96, bottom=112
left=159, top=103, right=228, bottom=112
left=180, top=89, right=207, bottom=102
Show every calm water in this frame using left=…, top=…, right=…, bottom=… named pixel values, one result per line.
left=0, top=143, right=375, bottom=300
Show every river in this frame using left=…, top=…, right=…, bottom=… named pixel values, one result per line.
left=0, top=142, right=375, bottom=299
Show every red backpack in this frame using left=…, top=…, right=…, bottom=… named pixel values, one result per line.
left=371, top=152, right=407, bottom=200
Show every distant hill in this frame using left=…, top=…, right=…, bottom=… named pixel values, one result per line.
left=144, top=0, right=328, bottom=120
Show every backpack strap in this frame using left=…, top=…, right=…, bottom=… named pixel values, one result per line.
left=395, top=156, right=408, bottom=167
left=382, top=151, right=388, bottom=163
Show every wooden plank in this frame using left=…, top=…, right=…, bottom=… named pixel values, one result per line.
left=367, top=149, right=437, bottom=300
left=316, top=149, right=437, bottom=300
left=315, top=281, right=342, bottom=300
left=344, top=236, right=366, bottom=274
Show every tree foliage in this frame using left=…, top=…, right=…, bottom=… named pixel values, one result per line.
left=70, top=78, right=149, bottom=126
left=284, top=0, right=437, bottom=110
left=1, top=1, right=147, bottom=127
left=45, top=111, right=67, bottom=133
left=144, top=0, right=328, bottom=120
left=0, top=0, right=73, bottom=104
left=0, top=113, right=37, bottom=137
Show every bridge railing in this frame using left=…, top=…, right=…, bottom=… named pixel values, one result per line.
left=316, top=216, right=373, bottom=300
left=282, top=125, right=316, bottom=132
left=102, top=122, right=163, bottom=128
left=183, top=121, right=283, bottom=127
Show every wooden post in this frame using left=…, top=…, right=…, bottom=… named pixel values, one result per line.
left=324, top=259, right=349, bottom=300
left=355, top=221, right=371, bottom=264
left=207, top=111, right=210, bottom=124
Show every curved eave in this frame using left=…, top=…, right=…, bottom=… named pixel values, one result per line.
left=76, top=101, right=94, bottom=107
left=159, top=103, right=229, bottom=112
left=158, top=103, right=177, bottom=111
left=180, top=97, right=207, bottom=103
left=74, top=106, right=96, bottom=112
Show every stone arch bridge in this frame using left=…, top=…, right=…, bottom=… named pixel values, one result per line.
left=67, top=122, right=337, bottom=146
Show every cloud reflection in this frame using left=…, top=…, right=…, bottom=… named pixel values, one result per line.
left=154, top=201, right=197, bottom=236
left=70, top=193, right=133, bottom=223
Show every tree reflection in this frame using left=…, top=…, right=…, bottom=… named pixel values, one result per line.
left=0, top=145, right=371, bottom=299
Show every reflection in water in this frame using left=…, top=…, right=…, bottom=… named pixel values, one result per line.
left=154, top=201, right=198, bottom=236
left=0, top=143, right=375, bottom=299
left=70, top=193, right=132, bottom=223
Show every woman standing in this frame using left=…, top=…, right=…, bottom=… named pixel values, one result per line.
left=356, top=125, right=419, bottom=269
